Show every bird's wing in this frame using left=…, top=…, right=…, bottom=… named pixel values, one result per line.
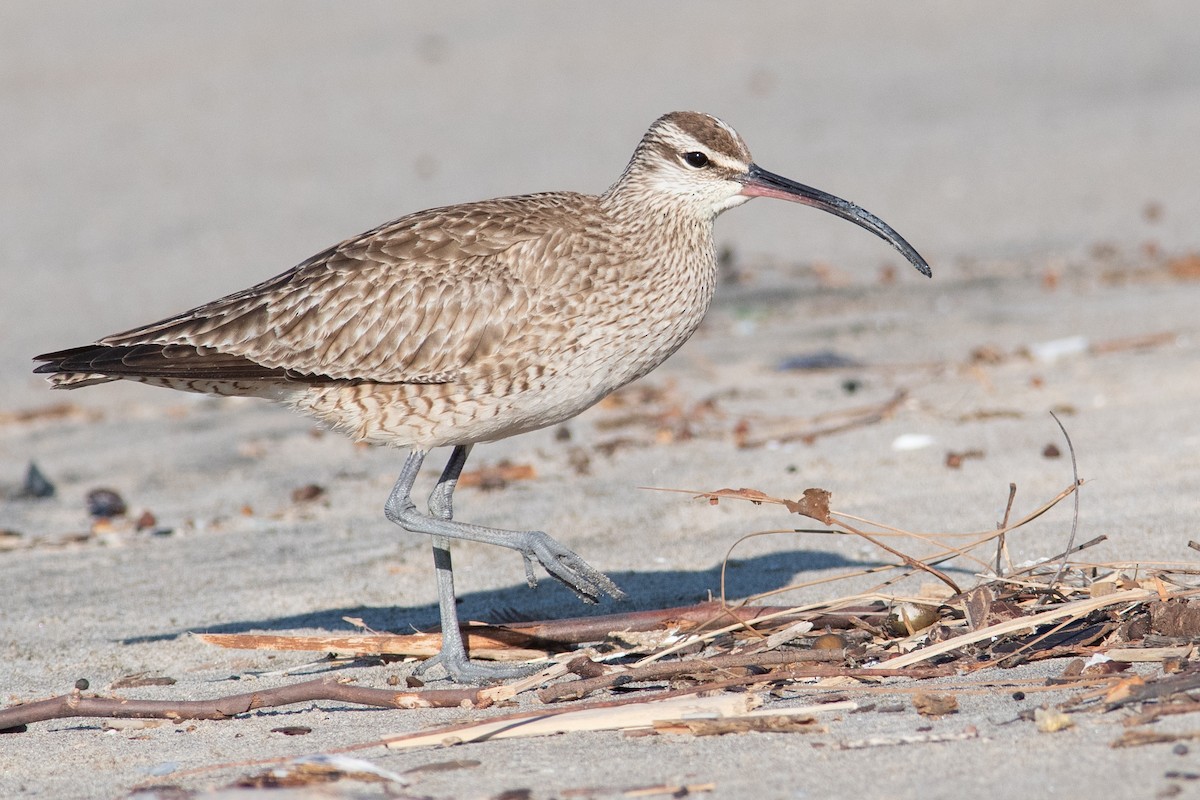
left=57, top=194, right=597, bottom=385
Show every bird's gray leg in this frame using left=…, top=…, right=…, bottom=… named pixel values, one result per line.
left=422, top=446, right=470, bottom=679
left=383, top=447, right=624, bottom=683
left=384, top=450, right=624, bottom=606
left=415, top=445, right=539, bottom=681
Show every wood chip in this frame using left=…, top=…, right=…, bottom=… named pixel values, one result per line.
left=1034, top=707, right=1074, bottom=733
left=913, top=693, right=959, bottom=717
left=110, top=673, right=176, bottom=689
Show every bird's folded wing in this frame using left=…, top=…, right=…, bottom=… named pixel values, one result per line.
left=62, top=197, right=595, bottom=385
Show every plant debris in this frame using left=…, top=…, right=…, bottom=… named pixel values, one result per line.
left=5, top=415, right=1200, bottom=798
left=236, top=754, right=408, bottom=790
left=1034, top=706, right=1074, bottom=733
left=290, top=483, right=326, bottom=503
left=110, top=673, right=176, bottom=689
left=912, top=693, right=959, bottom=717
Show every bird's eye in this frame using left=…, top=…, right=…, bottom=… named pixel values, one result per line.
left=682, top=151, right=710, bottom=169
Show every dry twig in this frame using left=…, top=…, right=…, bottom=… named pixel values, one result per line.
left=0, top=677, right=483, bottom=730
left=735, top=390, right=908, bottom=448
left=1041, top=411, right=1082, bottom=603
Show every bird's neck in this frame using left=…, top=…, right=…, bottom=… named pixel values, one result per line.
left=590, top=186, right=719, bottom=375
left=598, top=176, right=717, bottom=250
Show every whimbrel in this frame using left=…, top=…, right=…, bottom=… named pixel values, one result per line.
left=35, top=112, right=930, bottom=683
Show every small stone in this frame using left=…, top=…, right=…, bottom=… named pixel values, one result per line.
left=75, top=678, right=89, bottom=691
left=20, top=462, right=56, bottom=499
left=291, top=484, right=326, bottom=503
left=270, top=726, right=312, bottom=736
left=86, top=488, right=127, bottom=518
left=812, top=633, right=848, bottom=650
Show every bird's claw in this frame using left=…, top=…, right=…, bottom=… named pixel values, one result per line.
left=522, top=553, right=539, bottom=589
left=417, top=649, right=542, bottom=684
left=517, top=530, right=626, bottom=604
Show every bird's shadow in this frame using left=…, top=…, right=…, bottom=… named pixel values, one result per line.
left=123, top=549, right=943, bottom=645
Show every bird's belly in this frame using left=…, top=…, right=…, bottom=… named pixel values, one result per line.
left=286, top=333, right=684, bottom=450
left=284, top=290, right=711, bottom=450
left=288, top=376, right=596, bottom=449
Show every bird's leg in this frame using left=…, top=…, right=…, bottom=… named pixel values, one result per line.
left=384, top=447, right=624, bottom=683
left=417, top=445, right=538, bottom=681
left=384, top=450, right=625, bottom=606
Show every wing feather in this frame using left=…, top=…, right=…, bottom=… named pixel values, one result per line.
left=55, top=192, right=602, bottom=385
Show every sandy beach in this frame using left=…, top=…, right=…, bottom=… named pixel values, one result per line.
left=3, top=3, right=1200, bottom=798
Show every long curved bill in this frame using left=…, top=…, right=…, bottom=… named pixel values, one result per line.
left=739, top=164, right=931, bottom=277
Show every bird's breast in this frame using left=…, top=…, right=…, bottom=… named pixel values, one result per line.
left=534, top=241, right=718, bottom=398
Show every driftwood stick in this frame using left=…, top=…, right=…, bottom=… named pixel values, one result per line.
left=195, top=630, right=545, bottom=660
left=0, top=677, right=482, bottom=730
left=196, top=602, right=885, bottom=658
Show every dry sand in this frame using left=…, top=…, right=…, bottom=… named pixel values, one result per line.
left=3, top=3, right=1200, bottom=798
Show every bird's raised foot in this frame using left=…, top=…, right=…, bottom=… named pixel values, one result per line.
left=514, top=530, right=626, bottom=604
left=386, top=496, right=626, bottom=606
left=415, top=649, right=543, bottom=684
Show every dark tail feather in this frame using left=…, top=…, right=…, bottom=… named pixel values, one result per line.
left=33, top=343, right=292, bottom=385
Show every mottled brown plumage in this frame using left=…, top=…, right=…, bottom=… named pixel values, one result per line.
left=35, top=111, right=929, bottom=682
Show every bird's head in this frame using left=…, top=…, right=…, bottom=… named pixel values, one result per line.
left=610, top=111, right=931, bottom=277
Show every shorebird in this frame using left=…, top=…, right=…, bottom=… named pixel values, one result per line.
left=35, top=111, right=930, bottom=683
